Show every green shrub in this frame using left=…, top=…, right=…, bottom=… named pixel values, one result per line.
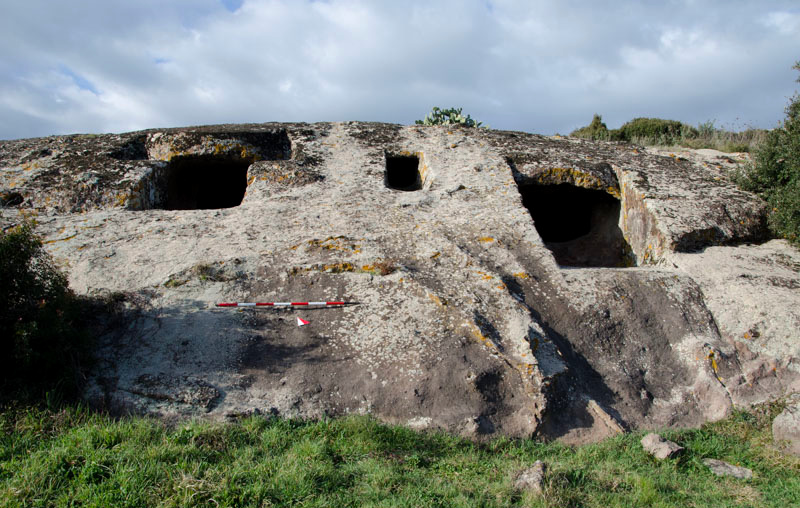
left=0, top=221, right=92, bottom=400
left=415, top=107, right=486, bottom=128
left=570, top=114, right=610, bottom=140
left=615, top=117, right=698, bottom=145
left=734, top=61, right=800, bottom=245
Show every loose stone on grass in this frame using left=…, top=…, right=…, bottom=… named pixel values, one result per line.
left=772, top=395, right=800, bottom=456
left=641, top=432, right=684, bottom=460
left=702, top=459, right=754, bottom=480
left=514, top=460, right=547, bottom=494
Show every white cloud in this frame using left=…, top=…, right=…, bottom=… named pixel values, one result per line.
left=1, top=0, right=799, bottom=139
left=761, top=10, right=800, bottom=34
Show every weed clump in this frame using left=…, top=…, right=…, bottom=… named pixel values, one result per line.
left=0, top=221, right=92, bottom=401
left=734, top=61, right=800, bottom=245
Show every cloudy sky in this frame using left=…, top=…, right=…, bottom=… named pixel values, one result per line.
left=1, top=1, right=799, bottom=140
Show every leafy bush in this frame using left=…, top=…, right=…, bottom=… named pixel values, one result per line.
left=570, top=115, right=699, bottom=145
left=0, top=221, right=92, bottom=400
left=415, top=107, right=486, bottom=128
left=735, top=61, right=800, bottom=245
left=615, top=117, right=698, bottom=145
left=570, top=114, right=610, bottom=140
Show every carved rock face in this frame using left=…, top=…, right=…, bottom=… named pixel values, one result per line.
left=1, top=122, right=798, bottom=442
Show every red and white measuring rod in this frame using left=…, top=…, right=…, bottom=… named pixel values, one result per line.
left=216, top=301, right=351, bottom=307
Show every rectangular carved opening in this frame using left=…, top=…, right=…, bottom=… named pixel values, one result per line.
left=160, top=155, right=251, bottom=210
left=518, top=183, right=633, bottom=267
left=385, top=154, right=422, bottom=191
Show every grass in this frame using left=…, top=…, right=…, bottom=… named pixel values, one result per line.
left=1, top=401, right=798, bottom=507
left=570, top=115, right=769, bottom=153
left=661, top=121, right=769, bottom=153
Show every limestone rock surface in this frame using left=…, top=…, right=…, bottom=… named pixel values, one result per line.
left=1, top=122, right=798, bottom=442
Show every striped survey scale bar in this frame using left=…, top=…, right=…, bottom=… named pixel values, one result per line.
left=215, top=301, right=354, bottom=307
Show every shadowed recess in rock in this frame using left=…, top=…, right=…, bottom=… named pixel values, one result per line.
left=385, top=154, right=422, bottom=191
left=518, top=183, right=633, bottom=267
left=162, top=155, right=251, bottom=210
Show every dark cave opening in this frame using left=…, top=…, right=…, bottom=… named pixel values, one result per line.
left=162, top=155, right=251, bottom=210
left=385, top=154, right=422, bottom=191
left=518, top=183, right=633, bottom=267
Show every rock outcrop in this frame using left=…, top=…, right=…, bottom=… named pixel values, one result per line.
left=1, top=122, right=798, bottom=442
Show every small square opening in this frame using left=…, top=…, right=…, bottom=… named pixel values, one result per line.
left=385, top=154, right=422, bottom=191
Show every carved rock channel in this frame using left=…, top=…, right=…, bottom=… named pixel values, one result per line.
left=1, top=122, right=798, bottom=443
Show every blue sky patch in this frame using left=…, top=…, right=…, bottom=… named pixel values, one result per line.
left=59, top=65, right=99, bottom=95
left=221, top=0, right=244, bottom=12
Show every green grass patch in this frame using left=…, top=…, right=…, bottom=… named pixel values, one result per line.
left=1, top=401, right=797, bottom=507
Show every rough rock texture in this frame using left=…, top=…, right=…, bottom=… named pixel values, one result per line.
left=772, top=394, right=800, bottom=456
left=1, top=122, right=798, bottom=442
left=702, top=459, right=754, bottom=480
left=641, top=433, right=684, bottom=460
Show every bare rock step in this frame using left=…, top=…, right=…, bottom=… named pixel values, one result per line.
left=641, top=433, right=684, bottom=459
left=702, top=459, right=753, bottom=479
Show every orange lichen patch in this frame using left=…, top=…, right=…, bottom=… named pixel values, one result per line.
left=469, top=324, right=489, bottom=344
left=513, top=272, right=530, bottom=280
left=707, top=350, right=719, bottom=374
left=478, top=237, right=495, bottom=243
left=293, top=262, right=355, bottom=274
left=306, top=236, right=361, bottom=253
left=536, top=167, right=620, bottom=199
left=428, top=292, right=447, bottom=307
left=473, top=271, right=494, bottom=281
left=496, top=284, right=507, bottom=290
left=430, top=251, right=441, bottom=259
left=291, top=259, right=395, bottom=276
left=360, top=260, right=396, bottom=276
left=44, top=233, right=77, bottom=244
